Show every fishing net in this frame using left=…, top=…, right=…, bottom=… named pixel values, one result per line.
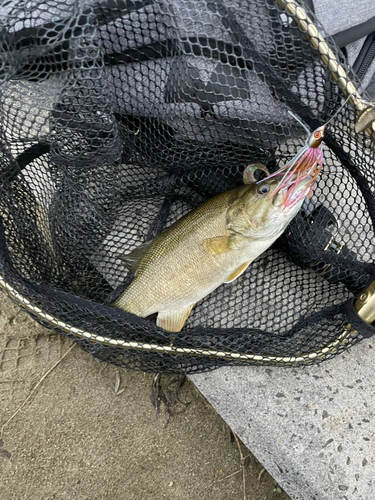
left=0, top=0, right=375, bottom=373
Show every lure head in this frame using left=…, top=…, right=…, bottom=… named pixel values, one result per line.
left=308, top=125, right=325, bottom=148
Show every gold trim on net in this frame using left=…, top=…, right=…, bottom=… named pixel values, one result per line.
left=0, top=274, right=366, bottom=367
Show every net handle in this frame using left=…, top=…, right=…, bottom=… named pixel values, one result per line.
left=275, top=0, right=375, bottom=139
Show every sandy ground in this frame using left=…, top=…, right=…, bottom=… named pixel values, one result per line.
left=0, top=291, right=289, bottom=500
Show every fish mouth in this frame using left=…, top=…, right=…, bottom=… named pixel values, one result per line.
left=272, top=173, right=314, bottom=210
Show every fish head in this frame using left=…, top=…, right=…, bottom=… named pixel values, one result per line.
left=238, top=174, right=313, bottom=240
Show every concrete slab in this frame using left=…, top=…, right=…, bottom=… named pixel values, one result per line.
left=190, top=338, right=375, bottom=500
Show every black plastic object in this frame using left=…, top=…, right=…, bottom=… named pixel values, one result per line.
left=280, top=204, right=375, bottom=294
left=352, top=31, right=375, bottom=81
left=0, top=0, right=374, bottom=374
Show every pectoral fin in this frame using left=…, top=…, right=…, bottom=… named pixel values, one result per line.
left=203, top=235, right=247, bottom=255
left=156, top=304, right=196, bottom=332
left=224, top=261, right=251, bottom=283
left=118, top=240, right=153, bottom=274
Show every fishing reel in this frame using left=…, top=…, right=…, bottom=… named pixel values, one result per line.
left=279, top=202, right=373, bottom=294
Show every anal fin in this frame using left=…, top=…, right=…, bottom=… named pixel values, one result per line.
left=224, top=261, right=251, bottom=283
left=156, top=304, right=196, bottom=332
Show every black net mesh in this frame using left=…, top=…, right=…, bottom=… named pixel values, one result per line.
left=0, top=0, right=374, bottom=373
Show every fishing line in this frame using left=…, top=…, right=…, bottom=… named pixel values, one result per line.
left=324, top=93, right=355, bottom=128
left=287, top=111, right=311, bottom=134
left=288, top=93, right=354, bottom=136
left=260, top=94, right=356, bottom=195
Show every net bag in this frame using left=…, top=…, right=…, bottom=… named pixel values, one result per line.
left=1, top=0, right=375, bottom=374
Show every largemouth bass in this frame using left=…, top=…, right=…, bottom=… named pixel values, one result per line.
left=113, top=171, right=313, bottom=332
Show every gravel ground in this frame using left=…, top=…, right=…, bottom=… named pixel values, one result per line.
left=0, top=291, right=289, bottom=500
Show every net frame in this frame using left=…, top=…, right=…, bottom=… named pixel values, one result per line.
left=0, top=0, right=374, bottom=373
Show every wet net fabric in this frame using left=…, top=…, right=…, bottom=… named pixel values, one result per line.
left=0, top=0, right=374, bottom=373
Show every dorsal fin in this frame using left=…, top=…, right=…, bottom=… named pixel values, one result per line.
left=118, top=240, right=153, bottom=274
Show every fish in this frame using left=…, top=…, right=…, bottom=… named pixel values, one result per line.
left=112, top=168, right=314, bottom=332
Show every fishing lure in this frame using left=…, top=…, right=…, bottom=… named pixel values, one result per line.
left=257, top=95, right=357, bottom=210
left=242, top=126, right=322, bottom=211
left=243, top=163, right=270, bottom=184
left=261, top=117, right=325, bottom=210
left=254, top=90, right=366, bottom=211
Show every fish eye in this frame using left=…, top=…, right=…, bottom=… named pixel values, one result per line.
left=314, top=131, right=321, bottom=138
left=257, top=183, right=270, bottom=195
